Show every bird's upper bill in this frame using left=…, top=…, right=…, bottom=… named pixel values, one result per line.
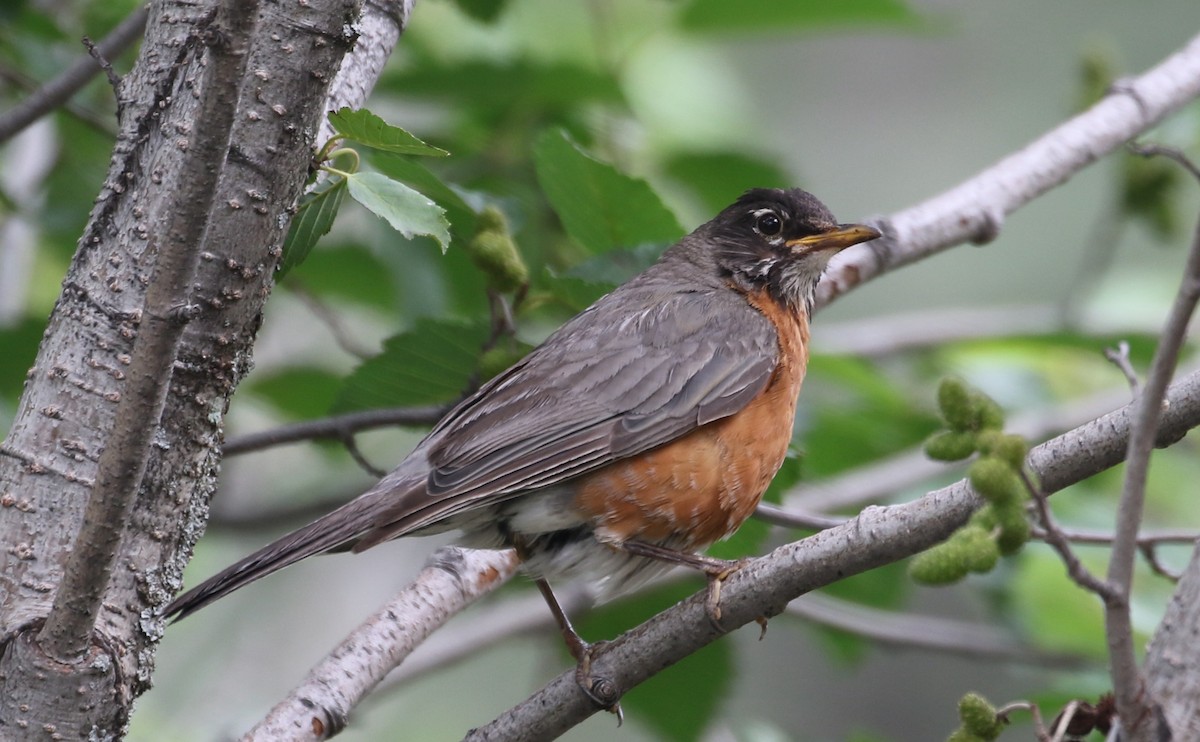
left=786, top=223, right=881, bottom=256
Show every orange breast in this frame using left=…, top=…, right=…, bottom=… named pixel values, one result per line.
left=573, top=290, right=810, bottom=550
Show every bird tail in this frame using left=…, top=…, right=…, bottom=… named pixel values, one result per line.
left=164, top=483, right=412, bottom=621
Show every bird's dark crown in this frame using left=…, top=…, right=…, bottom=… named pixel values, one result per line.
left=705, top=187, right=843, bottom=312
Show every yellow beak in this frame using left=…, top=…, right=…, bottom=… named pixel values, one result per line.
left=786, top=223, right=881, bottom=254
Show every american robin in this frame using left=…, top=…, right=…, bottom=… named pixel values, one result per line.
left=166, top=187, right=880, bottom=707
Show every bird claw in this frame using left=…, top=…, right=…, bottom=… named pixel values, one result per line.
left=703, top=557, right=753, bottom=630
left=574, top=641, right=623, bottom=720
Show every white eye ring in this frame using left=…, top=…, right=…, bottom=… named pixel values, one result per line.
left=754, top=210, right=783, bottom=237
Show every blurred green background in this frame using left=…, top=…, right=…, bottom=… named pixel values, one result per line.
left=2, top=0, right=1198, bottom=739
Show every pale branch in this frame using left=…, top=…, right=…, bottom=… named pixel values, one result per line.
left=0, top=6, right=147, bottom=143
left=813, top=304, right=1062, bottom=358
left=221, top=404, right=448, bottom=456
left=244, top=547, right=519, bottom=740
left=467, top=365, right=1200, bottom=739
left=1105, top=146, right=1200, bottom=741
left=815, top=32, right=1200, bottom=310
left=39, top=0, right=261, bottom=663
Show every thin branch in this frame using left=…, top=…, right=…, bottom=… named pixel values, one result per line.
left=341, top=433, right=387, bottom=478
left=786, top=593, right=1084, bottom=668
left=0, top=6, right=147, bottom=144
left=288, top=281, right=376, bottom=359
left=996, top=701, right=1050, bottom=742
left=221, top=404, right=447, bottom=456
left=1104, top=341, right=1141, bottom=395
left=82, top=36, right=122, bottom=93
left=1105, top=145, right=1200, bottom=741
left=1138, top=542, right=1183, bottom=582
left=1021, top=469, right=1118, bottom=600
left=38, top=0, right=260, bottom=662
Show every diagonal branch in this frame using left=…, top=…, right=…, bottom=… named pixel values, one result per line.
left=814, top=32, right=1200, bottom=310
left=0, top=7, right=148, bottom=144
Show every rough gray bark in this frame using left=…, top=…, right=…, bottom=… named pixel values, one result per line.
left=0, top=0, right=361, bottom=736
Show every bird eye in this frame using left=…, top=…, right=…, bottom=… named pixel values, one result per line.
left=755, top=212, right=783, bottom=237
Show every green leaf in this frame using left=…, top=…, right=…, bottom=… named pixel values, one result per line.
left=286, top=243, right=396, bottom=310
left=452, top=0, right=508, bottom=22
left=382, top=60, right=623, bottom=110
left=681, top=0, right=922, bottom=32
left=245, top=367, right=343, bottom=420
left=0, top=316, right=45, bottom=399
left=664, top=150, right=792, bottom=213
left=332, top=318, right=491, bottom=413
left=534, top=129, right=684, bottom=254
left=279, top=176, right=348, bottom=278
left=562, top=242, right=666, bottom=288
left=366, top=152, right=479, bottom=244
left=328, top=107, right=449, bottom=157
left=576, top=583, right=731, bottom=741
left=345, top=172, right=451, bottom=252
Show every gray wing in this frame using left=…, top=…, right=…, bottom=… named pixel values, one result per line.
left=352, top=280, right=781, bottom=545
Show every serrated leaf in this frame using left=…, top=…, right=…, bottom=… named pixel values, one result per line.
left=681, top=0, right=921, bottom=32
left=279, top=176, right=347, bottom=278
left=332, top=318, right=490, bottom=413
left=366, top=152, right=479, bottom=244
left=534, top=128, right=683, bottom=254
left=345, top=172, right=451, bottom=252
left=328, top=107, right=449, bottom=156
left=245, top=367, right=343, bottom=420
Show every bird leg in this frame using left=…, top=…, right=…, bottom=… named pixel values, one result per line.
left=532, top=577, right=623, bottom=722
left=615, top=540, right=759, bottom=632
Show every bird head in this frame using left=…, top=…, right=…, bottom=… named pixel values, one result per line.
left=705, top=188, right=880, bottom=313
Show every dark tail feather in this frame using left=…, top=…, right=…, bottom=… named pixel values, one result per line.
left=165, top=489, right=399, bottom=621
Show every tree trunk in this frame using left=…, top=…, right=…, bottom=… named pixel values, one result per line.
left=0, top=0, right=363, bottom=735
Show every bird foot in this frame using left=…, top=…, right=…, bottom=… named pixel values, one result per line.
left=574, top=641, right=623, bottom=722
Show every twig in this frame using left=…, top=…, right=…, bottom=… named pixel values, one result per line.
left=0, top=6, right=147, bottom=143
left=1138, top=542, right=1183, bottom=582
left=1021, top=469, right=1118, bottom=600
left=1104, top=341, right=1141, bottom=395
left=1105, top=144, right=1200, bottom=741
left=996, top=701, right=1050, bottom=742
left=787, top=594, right=1083, bottom=667
left=82, top=36, right=122, bottom=93
left=753, top=503, right=846, bottom=530
left=222, top=404, right=447, bottom=456
left=340, top=433, right=386, bottom=478
left=288, top=281, right=376, bottom=359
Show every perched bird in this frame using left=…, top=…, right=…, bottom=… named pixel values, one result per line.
left=166, top=187, right=880, bottom=705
